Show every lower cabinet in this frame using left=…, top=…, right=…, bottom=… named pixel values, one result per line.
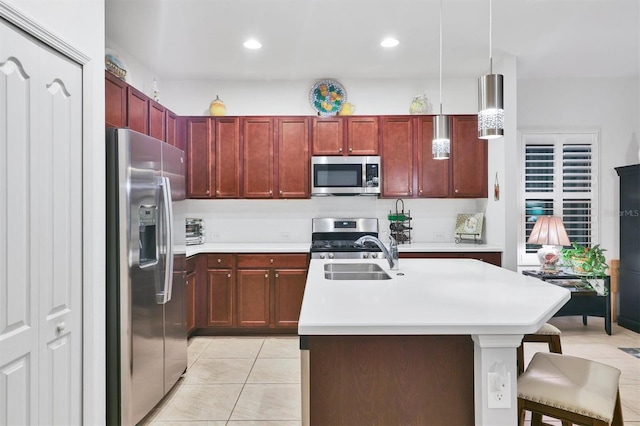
left=186, top=257, right=197, bottom=335
left=194, top=253, right=308, bottom=334
left=399, top=251, right=502, bottom=267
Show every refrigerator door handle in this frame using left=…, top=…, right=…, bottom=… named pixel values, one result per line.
left=158, top=176, right=175, bottom=304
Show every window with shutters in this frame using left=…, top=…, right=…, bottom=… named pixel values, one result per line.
left=519, top=132, right=599, bottom=266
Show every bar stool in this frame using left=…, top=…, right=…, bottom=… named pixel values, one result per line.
left=518, top=352, right=624, bottom=426
left=517, top=322, right=562, bottom=375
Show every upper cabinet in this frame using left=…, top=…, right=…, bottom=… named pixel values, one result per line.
left=243, top=117, right=311, bottom=199
left=312, top=116, right=379, bottom=156
left=381, top=115, right=488, bottom=199
left=186, top=117, right=240, bottom=199
left=105, top=71, right=180, bottom=147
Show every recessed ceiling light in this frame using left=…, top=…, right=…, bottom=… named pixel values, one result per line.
left=243, top=39, right=262, bottom=49
left=380, top=37, right=399, bottom=48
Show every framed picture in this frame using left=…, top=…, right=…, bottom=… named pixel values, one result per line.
left=455, top=213, right=484, bottom=243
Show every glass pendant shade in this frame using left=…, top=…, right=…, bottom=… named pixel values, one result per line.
left=478, top=73, right=504, bottom=139
left=432, top=115, right=450, bottom=160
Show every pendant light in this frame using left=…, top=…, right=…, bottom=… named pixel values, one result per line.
left=432, top=0, right=450, bottom=160
left=478, top=0, right=504, bottom=139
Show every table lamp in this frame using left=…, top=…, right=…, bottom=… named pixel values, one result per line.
left=527, top=215, right=570, bottom=272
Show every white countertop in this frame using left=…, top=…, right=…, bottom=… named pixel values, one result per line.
left=298, top=258, right=570, bottom=336
left=185, top=242, right=502, bottom=257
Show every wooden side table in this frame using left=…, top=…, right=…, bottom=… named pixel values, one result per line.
left=523, top=269, right=611, bottom=335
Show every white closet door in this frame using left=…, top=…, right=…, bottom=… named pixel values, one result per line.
left=0, top=19, right=82, bottom=425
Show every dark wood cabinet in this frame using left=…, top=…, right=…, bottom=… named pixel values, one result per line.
left=243, top=117, right=274, bottom=198
left=312, top=116, right=378, bottom=156
left=206, top=254, right=235, bottom=327
left=277, top=117, right=310, bottom=198
left=381, top=115, right=487, bottom=199
left=186, top=257, right=197, bottom=335
left=215, top=118, right=241, bottom=198
left=346, top=117, right=379, bottom=155
left=615, top=164, right=640, bottom=333
left=381, top=116, right=414, bottom=197
left=451, top=116, right=488, bottom=198
left=126, top=86, right=149, bottom=135
left=148, top=99, right=166, bottom=142
left=105, top=71, right=127, bottom=128
left=165, top=110, right=178, bottom=147
left=236, top=254, right=308, bottom=330
left=416, top=116, right=449, bottom=197
left=186, top=117, right=213, bottom=198
left=399, top=251, right=502, bottom=267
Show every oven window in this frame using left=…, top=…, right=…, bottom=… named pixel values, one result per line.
left=314, top=164, right=362, bottom=187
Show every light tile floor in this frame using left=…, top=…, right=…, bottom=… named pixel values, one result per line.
left=141, top=316, right=640, bottom=426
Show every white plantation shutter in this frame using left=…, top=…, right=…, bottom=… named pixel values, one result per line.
left=520, top=132, right=598, bottom=264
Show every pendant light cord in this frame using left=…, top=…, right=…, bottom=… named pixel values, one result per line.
left=489, top=0, right=493, bottom=74
left=439, top=0, right=443, bottom=115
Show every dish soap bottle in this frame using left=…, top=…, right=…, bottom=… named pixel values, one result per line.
left=209, top=95, right=226, bottom=116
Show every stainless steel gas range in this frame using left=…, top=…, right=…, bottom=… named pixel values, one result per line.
left=310, top=218, right=383, bottom=260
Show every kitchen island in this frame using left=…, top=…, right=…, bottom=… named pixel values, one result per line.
left=298, top=258, right=570, bottom=426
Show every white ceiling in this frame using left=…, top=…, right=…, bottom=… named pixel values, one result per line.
left=106, top=0, right=639, bottom=81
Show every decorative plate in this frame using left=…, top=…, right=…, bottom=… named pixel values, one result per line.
left=105, top=48, right=130, bottom=83
left=309, top=79, right=347, bottom=116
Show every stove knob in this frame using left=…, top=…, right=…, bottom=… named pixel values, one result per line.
left=372, top=253, right=378, bottom=259
left=320, top=254, right=325, bottom=259
left=328, top=253, right=334, bottom=259
left=362, top=253, right=369, bottom=258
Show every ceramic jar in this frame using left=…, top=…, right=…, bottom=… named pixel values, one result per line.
left=209, top=95, right=226, bottom=116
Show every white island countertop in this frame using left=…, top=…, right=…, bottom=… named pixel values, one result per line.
left=298, top=258, right=570, bottom=336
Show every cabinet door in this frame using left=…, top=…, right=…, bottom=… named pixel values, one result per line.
left=165, top=110, right=178, bottom=147
left=277, top=117, right=310, bottom=198
left=312, top=117, right=343, bottom=155
left=451, top=116, right=488, bottom=198
left=207, top=269, right=234, bottom=327
left=105, top=71, right=127, bottom=127
left=126, top=86, right=149, bottom=134
left=148, top=99, right=166, bottom=141
left=186, top=271, right=196, bottom=333
left=274, top=269, right=307, bottom=328
left=243, top=117, right=274, bottom=198
left=347, top=117, right=379, bottom=155
left=381, top=116, right=414, bottom=197
left=187, top=117, right=213, bottom=198
left=236, top=269, right=270, bottom=327
left=416, top=116, right=449, bottom=197
left=215, top=117, right=240, bottom=198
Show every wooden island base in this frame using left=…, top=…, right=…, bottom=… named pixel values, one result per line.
left=306, top=335, right=474, bottom=425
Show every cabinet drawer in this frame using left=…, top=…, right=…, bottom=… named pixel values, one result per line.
left=237, top=253, right=308, bottom=268
left=207, top=254, right=234, bottom=268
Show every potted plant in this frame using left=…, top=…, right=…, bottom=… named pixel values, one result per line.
left=560, top=242, right=609, bottom=292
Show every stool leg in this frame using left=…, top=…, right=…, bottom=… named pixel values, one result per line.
left=517, top=397, right=525, bottom=426
left=582, top=314, right=588, bottom=325
left=517, top=343, right=525, bottom=375
left=612, top=389, right=624, bottom=426
left=531, top=412, right=543, bottom=425
left=549, top=335, right=562, bottom=354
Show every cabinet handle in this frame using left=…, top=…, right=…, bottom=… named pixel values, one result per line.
left=279, top=190, right=283, bottom=196
left=275, top=273, right=279, bottom=278
left=409, top=189, right=412, bottom=195
left=265, top=273, right=268, bottom=278
left=269, top=190, right=273, bottom=196
left=216, top=189, right=220, bottom=194
left=419, top=188, right=423, bottom=195
left=339, top=148, right=343, bottom=153
left=56, top=322, right=66, bottom=334
left=217, top=258, right=222, bottom=263
left=206, top=189, right=210, bottom=194
left=348, top=147, right=353, bottom=153
left=228, top=273, right=231, bottom=278
left=455, top=189, right=459, bottom=193
left=270, top=258, right=274, bottom=264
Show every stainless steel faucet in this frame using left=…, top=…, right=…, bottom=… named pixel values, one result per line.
left=355, top=235, right=399, bottom=270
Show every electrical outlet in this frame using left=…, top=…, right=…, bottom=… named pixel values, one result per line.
left=433, top=232, right=445, bottom=241
left=487, top=371, right=511, bottom=409
left=280, top=232, right=291, bottom=241
left=209, top=232, right=220, bottom=241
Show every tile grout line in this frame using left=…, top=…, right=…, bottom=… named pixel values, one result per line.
left=225, top=337, right=267, bottom=424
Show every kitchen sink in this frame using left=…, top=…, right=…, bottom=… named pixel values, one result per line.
left=323, top=263, right=391, bottom=280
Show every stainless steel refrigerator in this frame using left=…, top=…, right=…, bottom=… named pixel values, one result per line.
left=106, top=128, right=187, bottom=425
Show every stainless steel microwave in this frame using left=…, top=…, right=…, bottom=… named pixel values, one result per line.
left=311, top=156, right=381, bottom=196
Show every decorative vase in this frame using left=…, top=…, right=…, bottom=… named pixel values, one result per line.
left=338, top=102, right=355, bottom=116
left=409, top=94, right=433, bottom=114
left=209, top=95, right=226, bottom=116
